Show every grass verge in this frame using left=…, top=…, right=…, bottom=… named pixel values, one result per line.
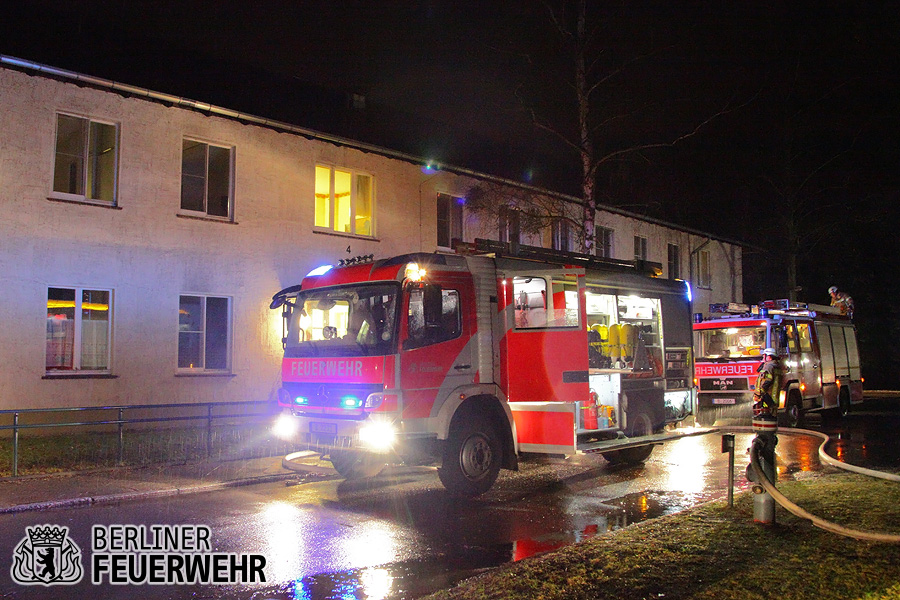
left=0, top=420, right=293, bottom=477
left=426, top=472, right=900, bottom=600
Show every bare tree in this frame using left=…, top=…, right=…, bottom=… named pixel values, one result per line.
left=464, top=180, right=583, bottom=246
left=468, top=0, right=742, bottom=254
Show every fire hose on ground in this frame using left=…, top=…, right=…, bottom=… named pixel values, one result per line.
left=749, top=429, right=900, bottom=543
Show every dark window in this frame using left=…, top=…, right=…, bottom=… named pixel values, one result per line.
left=499, top=206, right=521, bottom=244
left=552, top=219, right=571, bottom=252
left=53, top=114, right=118, bottom=204
left=634, top=235, right=648, bottom=261
left=437, top=193, right=464, bottom=248
left=181, top=140, right=233, bottom=219
left=667, top=243, right=681, bottom=279
left=595, top=226, right=613, bottom=258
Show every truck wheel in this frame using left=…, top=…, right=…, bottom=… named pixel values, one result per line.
left=330, top=449, right=385, bottom=480
left=602, top=444, right=654, bottom=466
left=626, top=411, right=652, bottom=438
left=783, top=393, right=803, bottom=428
left=602, top=411, right=655, bottom=465
left=438, top=415, right=501, bottom=497
left=839, top=388, right=851, bottom=418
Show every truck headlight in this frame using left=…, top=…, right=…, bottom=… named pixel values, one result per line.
left=358, top=420, right=396, bottom=452
left=272, top=413, right=298, bottom=440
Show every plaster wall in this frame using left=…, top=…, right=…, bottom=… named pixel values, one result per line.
left=0, top=65, right=743, bottom=411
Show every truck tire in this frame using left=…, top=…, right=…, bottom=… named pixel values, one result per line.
left=782, top=392, right=803, bottom=428
left=330, top=449, right=385, bottom=480
left=626, top=411, right=653, bottom=438
left=601, top=444, right=654, bottom=466
left=602, top=410, right=655, bottom=465
left=438, top=414, right=501, bottom=497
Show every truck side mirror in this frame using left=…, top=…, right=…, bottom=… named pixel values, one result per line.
left=423, top=284, right=443, bottom=327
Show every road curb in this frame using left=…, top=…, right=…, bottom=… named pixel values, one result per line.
left=0, top=471, right=299, bottom=515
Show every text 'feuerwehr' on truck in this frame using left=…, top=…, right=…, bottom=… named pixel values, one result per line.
left=270, top=240, right=696, bottom=496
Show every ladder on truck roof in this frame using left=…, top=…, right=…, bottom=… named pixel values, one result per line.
left=709, top=299, right=846, bottom=319
left=455, top=238, right=664, bottom=277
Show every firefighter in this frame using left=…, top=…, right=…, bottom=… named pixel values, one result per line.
left=753, top=347, right=781, bottom=416
left=828, top=286, right=854, bottom=318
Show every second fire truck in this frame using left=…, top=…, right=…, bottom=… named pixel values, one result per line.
left=270, top=240, right=695, bottom=496
left=693, top=300, right=863, bottom=427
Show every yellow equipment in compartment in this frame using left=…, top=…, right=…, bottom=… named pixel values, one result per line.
left=590, top=323, right=609, bottom=356
left=621, top=323, right=635, bottom=361
left=608, top=324, right=620, bottom=361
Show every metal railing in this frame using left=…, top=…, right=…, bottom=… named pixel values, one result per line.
left=0, top=401, right=277, bottom=477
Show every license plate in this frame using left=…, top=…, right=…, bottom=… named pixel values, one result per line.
left=310, top=422, right=337, bottom=435
left=712, top=398, right=736, bottom=405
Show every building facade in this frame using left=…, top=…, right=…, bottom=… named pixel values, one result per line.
left=0, top=58, right=742, bottom=410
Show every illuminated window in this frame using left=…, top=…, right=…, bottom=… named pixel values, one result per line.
left=178, top=295, right=231, bottom=371
left=46, top=287, right=112, bottom=372
left=181, top=139, right=233, bottom=219
left=595, top=226, right=614, bottom=258
left=52, top=114, right=118, bottom=204
left=314, top=165, right=374, bottom=236
left=437, top=193, right=464, bottom=249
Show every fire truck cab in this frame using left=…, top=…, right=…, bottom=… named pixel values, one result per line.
left=271, top=240, right=695, bottom=496
left=693, top=300, right=863, bottom=427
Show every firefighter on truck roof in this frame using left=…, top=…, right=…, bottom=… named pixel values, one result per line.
left=828, top=286, right=854, bottom=318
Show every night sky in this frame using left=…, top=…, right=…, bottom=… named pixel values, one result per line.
left=3, top=1, right=899, bottom=385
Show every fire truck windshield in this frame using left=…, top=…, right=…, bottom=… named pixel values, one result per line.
left=696, top=326, right=767, bottom=361
left=284, top=283, right=399, bottom=357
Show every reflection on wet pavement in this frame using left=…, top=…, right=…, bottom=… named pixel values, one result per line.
left=250, top=407, right=899, bottom=600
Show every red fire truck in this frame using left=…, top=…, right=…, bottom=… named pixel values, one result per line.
left=270, top=240, right=695, bottom=496
left=693, top=300, right=863, bottom=427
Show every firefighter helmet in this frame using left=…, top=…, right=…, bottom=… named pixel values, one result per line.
left=828, top=286, right=838, bottom=294
left=762, top=347, right=777, bottom=357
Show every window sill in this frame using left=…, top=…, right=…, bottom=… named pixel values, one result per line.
left=43, top=373, right=118, bottom=380
left=312, top=228, right=378, bottom=242
left=176, top=213, right=238, bottom=225
left=174, top=371, right=236, bottom=378
left=47, top=196, right=121, bottom=209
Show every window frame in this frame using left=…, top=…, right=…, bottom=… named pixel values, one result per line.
left=404, top=286, right=462, bottom=350
left=180, top=138, right=235, bottom=220
left=499, top=206, right=521, bottom=245
left=314, top=164, right=375, bottom=237
left=697, top=249, right=712, bottom=289
left=551, top=219, right=572, bottom=252
left=51, top=112, right=120, bottom=206
left=595, top=226, right=614, bottom=258
left=177, top=294, right=233, bottom=373
left=45, top=285, right=113, bottom=374
left=634, top=235, right=648, bottom=262
left=667, top=243, right=681, bottom=279
left=436, top=192, right=464, bottom=249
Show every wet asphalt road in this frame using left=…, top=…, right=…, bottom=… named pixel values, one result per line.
left=1, top=400, right=896, bottom=600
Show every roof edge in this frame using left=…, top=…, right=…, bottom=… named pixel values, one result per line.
left=1, top=54, right=753, bottom=249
